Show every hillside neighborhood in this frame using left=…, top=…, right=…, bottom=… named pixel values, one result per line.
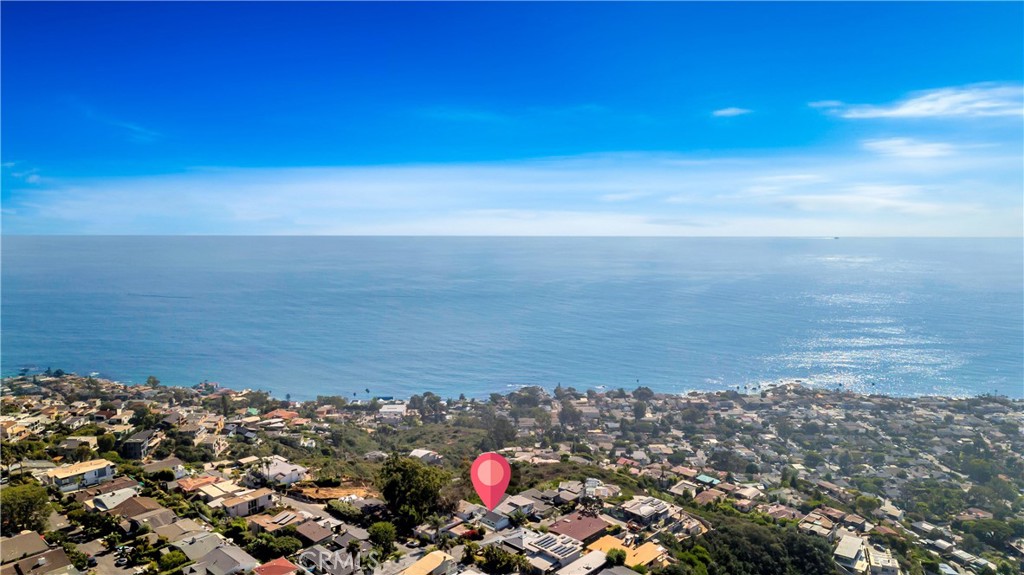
left=1, top=373, right=1022, bottom=575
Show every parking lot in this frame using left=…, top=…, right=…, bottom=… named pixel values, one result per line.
left=74, top=539, right=140, bottom=575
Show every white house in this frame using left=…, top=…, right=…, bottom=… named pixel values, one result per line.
left=223, top=488, right=276, bottom=518
left=378, top=403, right=408, bottom=424
left=834, top=536, right=868, bottom=575
left=409, top=449, right=443, bottom=465
left=250, top=455, right=308, bottom=486
left=45, top=459, right=116, bottom=492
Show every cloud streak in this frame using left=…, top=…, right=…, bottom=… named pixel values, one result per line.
left=818, top=83, right=1024, bottom=119
left=4, top=140, right=1020, bottom=236
left=862, top=138, right=956, bottom=158
left=712, top=107, right=753, bottom=117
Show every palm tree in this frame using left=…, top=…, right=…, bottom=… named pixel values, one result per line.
left=461, top=542, right=479, bottom=565
left=347, top=540, right=362, bottom=558
left=436, top=533, right=455, bottom=552
left=361, top=548, right=384, bottom=575
left=512, top=554, right=530, bottom=573
left=427, top=513, right=445, bottom=541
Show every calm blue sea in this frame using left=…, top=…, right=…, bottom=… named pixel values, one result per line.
left=2, top=237, right=1021, bottom=400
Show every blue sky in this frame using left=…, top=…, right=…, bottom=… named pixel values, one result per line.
left=2, top=1, right=1022, bottom=236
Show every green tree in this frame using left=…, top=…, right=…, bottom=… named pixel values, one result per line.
left=0, top=483, right=50, bottom=536
left=633, top=386, right=655, bottom=401
left=558, top=401, right=582, bottom=428
left=327, top=500, right=364, bottom=524
left=507, top=510, right=529, bottom=528
left=159, top=550, right=188, bottom=571
left=376, top=456, right=451, bottom=532
left=61, top=542, right=89, bottom=571
left=803, top=452, right=824, bottom=469
left=479, top=545, right=529, bottom=574
left=369, top=521, right=398, bottom=553
left=633, top=401, right=647, bottom=422
left=462, top=541, right=480, bottom=565
left=146, top=375, right=161, bottom=387
left=97, top=434, right=116, bottom=453
left=606, top=549, right=627, bottom=566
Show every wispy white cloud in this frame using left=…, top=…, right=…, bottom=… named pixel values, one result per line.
left=862, top=138, right=956, bottom=158
left=6, top=139, right=1020, bottom=236
left=600, top=191, right=651, bottom=203
left=3, top=163, right=46, bottom=185
left=76, top=102, right=162, bottom=143
left=712, top=107, right=753, bottom=117
left=418, top=103, right=612, bottom=124
left=807, top=100, right=843, bottom=109
left=107, top=120, right=162, bottom=143
left=819, top=83, right=1024, bottom=119
left=774, top=184, right=969, bottom=216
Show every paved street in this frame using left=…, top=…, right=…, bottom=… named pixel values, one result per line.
left=280, top=494, right=329, bottom=520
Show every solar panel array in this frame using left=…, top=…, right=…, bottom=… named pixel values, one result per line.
left=532, top=534, right=577, bottom=558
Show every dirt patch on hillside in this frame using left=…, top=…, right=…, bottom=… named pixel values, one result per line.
left=295, top=485, right=379, bottom=500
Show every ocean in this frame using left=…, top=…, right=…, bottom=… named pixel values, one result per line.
left=1, top=237, right=1021, bottom=400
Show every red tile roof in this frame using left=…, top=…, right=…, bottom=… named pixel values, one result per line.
left=254, top=557, right=299, bottom=575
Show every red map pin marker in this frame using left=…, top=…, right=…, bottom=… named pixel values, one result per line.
left=471, top=452, right=511, bottom=511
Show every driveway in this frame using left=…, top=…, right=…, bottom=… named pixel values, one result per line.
left=281, top=494, right=328, bottom=520
left=74, top=539, right=135, bottom=575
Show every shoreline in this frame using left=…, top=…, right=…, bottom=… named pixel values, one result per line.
left=2, top=368, right=1020, bottom=404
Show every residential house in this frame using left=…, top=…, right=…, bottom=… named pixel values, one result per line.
left=481, top=511, right=510, bottom=531
left=693, top=489, right=726, bottom=507
left=295, top=521, right=334, bottom=546
left=377, top=404, right=408, bottom=424
left=122, top=429, right=164, bottom=460
left=524, top=532, right=584, bottom=573
left=71, top=476, right=139, bottom=503
left=402, top=551, right=456, bottom=575
left=198, top=435, right=229, bottom=457
left=173, top=533, right=228, bottom=562
left=0, top=532, right=50, bottom=564
left=44, top=459, right=116, bottom=492
left=253, top=558, right=300, bottom=575
left=85, top=487, right=139, bottom=512
left=868, top=546, right=902, bottom=575
left=142, top=457, right=188, bottom=480
left=494, top=495, right=536, bottom=518
left=409, top=449, right=443, bottom=465
left=298, top=545, right=357, bottom=575
left=0, top=421, right=31, bottom=443
left=223, top=488, right=276, bottom=518
left=833, top=536, right=868, bottom=575
left=58, top=437, right=98, bottom=455
left=248, top=510, right=306, bottom=534
left=154, top=519, right=208, bottom=545
left=183, top=544, right=260, bottom=575
left=179, top=423, right=208, bottom=443
left=547, top=512, right=609, bottom=545
left=249, top=455, right=307, bottom=487
left=0, top=548, right=81, bottom=575
left=553, top=552, right=606, bottom=575
left=621, top=496, right=674, bottom=526
left=587, top=536, right=666, bottom=569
